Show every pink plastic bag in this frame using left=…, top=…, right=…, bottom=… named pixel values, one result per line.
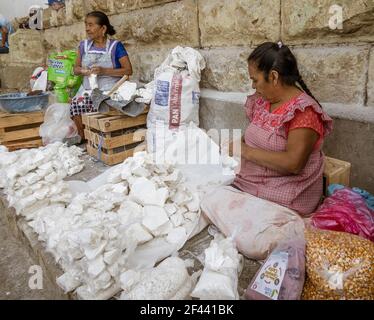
left=311, top=188, right=374, bottom=241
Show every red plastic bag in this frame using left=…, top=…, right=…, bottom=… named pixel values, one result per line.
left=311, top=188, right=374, bottom=241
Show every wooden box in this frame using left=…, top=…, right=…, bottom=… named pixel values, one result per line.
left=0, top=111, right=44, bottom=151
left=82, top=111, right=148, bottom=166
left=323, top=156, right=351, bottom=195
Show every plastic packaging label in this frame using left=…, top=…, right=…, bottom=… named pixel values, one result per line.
left=251, top=252, right=288, bottom=300
left=155, top=80, right=170, bottom=107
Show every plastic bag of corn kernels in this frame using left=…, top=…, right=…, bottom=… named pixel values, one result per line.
left=302, top=228, right=374, bottom=300
left=245, top=238, right=306, bottom=300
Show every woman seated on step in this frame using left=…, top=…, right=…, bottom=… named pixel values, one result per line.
left=71, top=11, right=133, bottom=139
left=229, top=42, right=333, bottom=217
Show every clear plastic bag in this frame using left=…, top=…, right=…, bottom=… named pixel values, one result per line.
left=39, top=103, right=78, bottom=145
left=245, top=237, right=306, bottom=300
left=200, top=186, right=305, bottom=260
left=302, top=227, right=374, bottom=300
left=311, top=187, right=374, bottom=241
left=191, top=232, right=242, bottom=300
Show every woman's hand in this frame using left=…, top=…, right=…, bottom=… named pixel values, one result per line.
left=79, top=68, right=91, bottom=76
left=90, top=66, right=104, bottom=76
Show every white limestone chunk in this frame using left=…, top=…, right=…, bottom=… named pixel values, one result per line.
left=120, top=270, right=141, bottom=293
left=131, top=166, right=150, bottom=177
left=87, top=256, right=106, bottom=278
left=83, top=241, right=107, bottom=260
left=45, top=172, right=58, bottom=183
left=186, top=192, right=200, bottom=212
left=117, top=201, right=143, bottom=225
left=125, top=223, right=153, bottom=245
left=183, top=211, right=198, bottom=222
left=164, top=203, right=178, bottom=216
left=56, top=271, right=82, bottom=293
left=170, top=212, right=184, bottom=228
left=111, top=183, right=128, bottom=195
left=152, top=221, right=173, bottom=237
left=91, top=270, right=112, bottom=291
left=176, top=206, right=188, bottom=216
left=107, top=262, right=120, bottom=278
left=166, top=227, right=188, bottom=245
left=25, top=173, right=40, bottom=185
left=131, top=177, right=168, bottom=206
left=142, top=206, right=169, bottom=232
left=103, top=249, right=122, bottom=266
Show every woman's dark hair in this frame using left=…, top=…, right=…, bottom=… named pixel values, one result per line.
left=248, top=42, right=321, bottom=107
left=86, top=11, right=116, bottom=36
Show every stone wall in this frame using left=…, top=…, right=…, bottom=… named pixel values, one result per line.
left=2, top=0, right=373, bottom=104
left=0, top=0, right=373, bottom=190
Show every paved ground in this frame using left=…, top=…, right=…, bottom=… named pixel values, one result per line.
left=0, top=210, right=60, bottom=300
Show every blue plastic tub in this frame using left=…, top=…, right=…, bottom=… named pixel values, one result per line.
left=0, top=92, right=49, bottom=113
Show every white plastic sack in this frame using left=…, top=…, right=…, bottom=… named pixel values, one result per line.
left=201, top=186, right=305, bottom=260
left=39, top=104, right=78, bottom=145
left=154, top=46, right=206, bottom=82
left=147, top=46, right=205, bottom=131
left=30, top=67, right=47, bottom=92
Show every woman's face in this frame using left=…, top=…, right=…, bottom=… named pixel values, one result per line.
left=248, top=62, right=275, bottom=101
left=85, top=16, right=106, bottom=40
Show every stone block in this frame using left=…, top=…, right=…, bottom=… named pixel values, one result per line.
left=293, top=46, right=369, bottom=104
left=50, top=7, right=66, bottom=27
left=85, top=0, right=176, bottom=15
left=0, top=65, right=39, bottom=90
left=200, top=47, right=252, bottom=92
left=8, top=29, right=46, bottom=65
left=199, top=92, right=248, bottom=133
left=198, top=0, right=281, bottom=47
left=368, top=49, right=374, bottom=106
left=282, top=0, right=374, bottom=44
left=128, top=46, right=171, bottom=83
left=110, top=0, right=199, bottom=48
left=42, top=7, right=52, bottom=29
left=65, top=0, right=87, bottom=25
left=113, top=0, right=176, bottom=13
left=84, top=0, right=116, bottom=15
left=0, top=54, right=11, bottom=68
left=43, top=22, right=86, bottom=52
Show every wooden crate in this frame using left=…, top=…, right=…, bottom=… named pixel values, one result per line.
left=82, top=111, right=148, bottom=166
left=0, top=111, right=44, bottom=151
left=323, top=156, right=351, bottom=195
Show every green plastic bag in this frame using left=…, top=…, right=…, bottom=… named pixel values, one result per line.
left=47, top=50, right=83, bottom=103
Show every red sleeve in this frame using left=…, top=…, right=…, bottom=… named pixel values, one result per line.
left=288, top=107, right=324, bottom=135
left=287, top=107, right=324, bottom=149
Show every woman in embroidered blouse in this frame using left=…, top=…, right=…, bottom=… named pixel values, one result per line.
left=231, top=42, right=333, bottom=216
